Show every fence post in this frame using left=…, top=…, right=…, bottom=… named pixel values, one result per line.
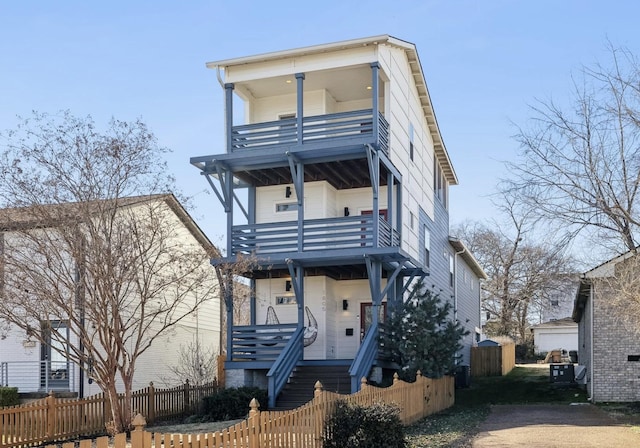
left=314, top=380, right=323, bottom=399
left=148, top=382, right=155, bottom=424
left=46, top=391, right=56, bottom=439
left=130, top=414, right=147, bottom=448
left=248, top=398, right=260, bottom=448
left=183, top=379, right=190, bottom=415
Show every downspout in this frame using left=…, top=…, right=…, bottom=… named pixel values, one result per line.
left=589, top=283, right=594, bottom=401
left=453, top=244, right=466, bottom=365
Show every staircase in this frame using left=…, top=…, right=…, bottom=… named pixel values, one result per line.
left=273, top=365, right=351, bottom=410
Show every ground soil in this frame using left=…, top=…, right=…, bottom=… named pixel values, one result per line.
left=472, top=404, right=640, bottom=447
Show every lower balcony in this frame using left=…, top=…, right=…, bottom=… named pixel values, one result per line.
left=232, top=214, right=400, bottom=256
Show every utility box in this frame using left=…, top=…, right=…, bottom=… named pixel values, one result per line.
left=550, top=363, right=575, bottom=383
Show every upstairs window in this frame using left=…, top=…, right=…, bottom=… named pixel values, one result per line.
left=449, top=254, right=454, bottom=287
left=409, top=123, right=415, bottom=161
left=433, top=159, right=449, bottom=209
left=276, top=202, right=298, bottom=213
left=424, top=225, right=430, bottom=267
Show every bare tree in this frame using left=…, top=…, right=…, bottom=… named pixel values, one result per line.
left=0, top=112, right=217, bottom=433
left=165, top=340, right=218, bottom=386
left=454, top=198, right=574, bottom=342
left=507, top=43, right=640, bottom=254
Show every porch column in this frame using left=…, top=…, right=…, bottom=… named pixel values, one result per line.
left=296, top=73, right=305, bottom=145
left=387, top=172, right=394, bottom=243
left=224, top=278, right=234, bottom=360
left=224, top=169, right=234, bottom=257
left=250, top=278, right=256, bottom=326
left=225, top=83, right=234, bottom=153
left=371, top=63, right=380, bottom=147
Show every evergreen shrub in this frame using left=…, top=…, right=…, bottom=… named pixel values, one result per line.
left=201, top=387, right=268, bottom=421
left=323, top=400, right=406, bottom=448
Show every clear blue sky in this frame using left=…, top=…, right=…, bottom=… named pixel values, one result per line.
left=1, top=1, right=639, bottom=244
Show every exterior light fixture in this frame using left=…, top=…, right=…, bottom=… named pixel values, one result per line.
left=342, top=299, right=349, bottom=311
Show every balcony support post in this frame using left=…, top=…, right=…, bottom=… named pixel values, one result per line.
left=286, top=259, right=305, bottom=329
left=371, top=63, right=380, bottom=148
left=365, top=256, right=382, bottom=329
left=296, top=73, right=305, bottom=145
left=387, top=171, right=394, bottom=237
left=366, top=145, right=380, bottom=247
left=287, top=153, right=305, bottom=252
left=225, top=83, right=234, bottom=153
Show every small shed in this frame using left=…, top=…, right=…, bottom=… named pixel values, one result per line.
left=471, top=337, right=515, bottom=376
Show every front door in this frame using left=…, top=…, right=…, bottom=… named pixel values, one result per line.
left=360, top=302, right=387, bottom=342
left=40, top=321, right=70, bottom=390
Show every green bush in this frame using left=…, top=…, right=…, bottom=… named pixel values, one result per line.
left=323, top=400, right=406, bottom=448
left=0, top=387, right=19, bottom=407
left=201, top=387, right=268, bottom=421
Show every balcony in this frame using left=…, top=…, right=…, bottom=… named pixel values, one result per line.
left=232, top=214, right=400, bottom=256
left=1, top=360, right=77, bottom=393
left=230, top=109, right=389, bottom=155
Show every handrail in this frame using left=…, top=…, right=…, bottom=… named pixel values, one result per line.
left=266, top=326, right=304, bottom=408
left=349, top=321, right=379, bottom=393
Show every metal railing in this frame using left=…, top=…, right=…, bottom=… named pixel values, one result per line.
left=0, top=360, right=77, bottom=393
left=232, top=214, right=400, bottom=256
left=230, top=109, right=389, bottom=154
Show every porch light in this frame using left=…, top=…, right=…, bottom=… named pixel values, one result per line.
left=285, top=280, right=292, bottom=292
left=344, top=207, right=350, bottom=217
left=366, top=86, right=372, bottom=90
left=286, top=79, right=293, bottom=84
left=285, top=186, right=292, bottom=198
left=342, top=299, right=349, bottom=311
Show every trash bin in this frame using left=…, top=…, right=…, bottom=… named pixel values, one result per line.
left=569, top=350, right=578, bottom=363
left=455, top=365, right=471, bottom=388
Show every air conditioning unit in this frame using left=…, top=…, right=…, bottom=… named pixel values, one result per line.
left=574, top=365, right=587, bottom=385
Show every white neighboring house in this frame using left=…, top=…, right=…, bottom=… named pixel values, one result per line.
left=531, top=317, right=578, bottom=355
left=0, top=194, right=220, bottom=398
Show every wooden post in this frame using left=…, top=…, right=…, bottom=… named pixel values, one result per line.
left=217, top=354, right=226, bottom=388
left=130, top=414, right=147, bottom=448
left=248, top=398, right=260, bottom=448
left=46, top=391, right=56, bottom=439
left=183, top=379, right=190, bottom=415
left=148, top=382, right=155, bottom=424
left=393, top=372, right=399, bottom=385
left=314, top=381, right=323, bottom=399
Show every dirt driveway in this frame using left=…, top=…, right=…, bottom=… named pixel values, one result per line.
left=472, top=404, right=640, bottom=447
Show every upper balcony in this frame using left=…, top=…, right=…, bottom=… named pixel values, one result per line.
left=229, top=109, right=389, bottom=156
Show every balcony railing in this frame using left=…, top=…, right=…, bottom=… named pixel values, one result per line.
left=230, top=109, right=389, bottom=155
left=1, top=360, right=77, bottom=393
left=230, top=323, right=298, bottom=361
left=232, top=214, right=400, bottom=256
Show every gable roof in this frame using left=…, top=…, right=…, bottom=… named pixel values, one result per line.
left=206, top=35, right=457, bottom=185
left=449, top=237, right=487, bottom=279
left=0, top=194, right=217, bottom=255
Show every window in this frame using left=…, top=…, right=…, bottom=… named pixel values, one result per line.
left=424, top=225, right=430, bottom=267
left=409, top=123, right=415, bottom=161
left=276, top=202, right=298, bottom=213
left=550, top=299, right=559, bottom=307
left=449, top=254, right=454, bottom=287
left=276, top=295, right=297, bottom=305
left=433, top=159, right=449, bottom=209
left=410, top=212, right=415, bottom=230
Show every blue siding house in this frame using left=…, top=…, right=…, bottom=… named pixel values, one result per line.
left=191, top=35, right=485, bottom=408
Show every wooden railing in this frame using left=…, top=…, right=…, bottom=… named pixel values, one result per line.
left=232, top=214, right=400, bottom=256
left=349, top=322, right=379, bottom=393
left=266, top=327, right=304, bottom=408
left=230, top=323, right=298, bottom=361
left=0, top=381, right=219, bottom=448
left=62, top=373, right=454, bottom=448
left=230, top=109, right=389, bottom=155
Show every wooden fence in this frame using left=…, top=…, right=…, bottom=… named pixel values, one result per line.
left=43, top=373, right=454, bottom=448
left=0, top=381, right=218, bottom=448
left=470, top=342, right=516, bottom=376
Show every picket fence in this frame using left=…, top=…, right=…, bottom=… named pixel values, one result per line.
left=0, top=381, right=219, bottom=448
left=41, top=373, right=454, bottom=448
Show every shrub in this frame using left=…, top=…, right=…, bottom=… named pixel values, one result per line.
left=0, top=387, right=19, bottom=407
left=323, top=400, right=406, bottom=448
left=201, top=387, right=268, bottom=421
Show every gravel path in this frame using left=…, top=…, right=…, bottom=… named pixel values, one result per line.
left=472, top=404, right=640, bottom=448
